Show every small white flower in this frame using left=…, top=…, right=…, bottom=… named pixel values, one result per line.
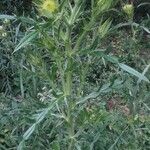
left=3, top=19, right=10, bottom=24
left=2, top=32, right=7, bottom=37
left=0, top=26, right=3, bottom=30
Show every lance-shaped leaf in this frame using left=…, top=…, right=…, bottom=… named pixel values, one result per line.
left=99, top=18, right=112, bottom=38
left=77, top=80, right=123, bottom=104
left=119, top=63, right=149, bottom=82
left=0, top=15, right=16, bottom=20
left=23, top=123, right=36, bottom=140
left=14, top=31, right=38, bottom=53
left=17, top=141, right=25, bottom=150
left=90, top=50, right=119, bottom=64
left=17, top=97, right=63, bottom=150
left=137, top=2, right=150, bottom=8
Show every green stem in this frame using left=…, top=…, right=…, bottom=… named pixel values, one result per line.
left=131, top=23, right=135, bottom=40
left=65, top=70, right=72, bottom=96
left=73, top=17, right=96, bottom=51
left=63, top=25, right=75, bottom=149
left=64, top=25, right=73, bottom=96
left=56, top=55, right=66, bottom=93
left=67, top=102, right=75, bottom=150
left=77, top=63, right=89, bottom=97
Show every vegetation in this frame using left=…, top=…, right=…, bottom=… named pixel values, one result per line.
left=0, top=0, right=150, bottom=150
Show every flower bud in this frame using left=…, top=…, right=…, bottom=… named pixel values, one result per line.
left=38, top=0, right=58, bottom=18
left=123, top=4, right=134, bottom=20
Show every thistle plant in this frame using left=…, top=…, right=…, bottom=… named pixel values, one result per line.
left=4, top=0, right=148, bottom=149
left=122, top=3, right=136, bottom=40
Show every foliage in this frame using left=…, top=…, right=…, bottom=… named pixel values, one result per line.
left=0, top=0, right=150, bottom=150
left=0, top=0, right=33, bottom=15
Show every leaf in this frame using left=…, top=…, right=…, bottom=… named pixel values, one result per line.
left=137, top=3, right=150, bottom=8
left=17, top=98, right=61, bottom=149
left=113, top=22, right=150, bottom=34
left=102, top=55, right=118, bottom=64
left=99, top=18, right=112, bottom=38
left=36, top=108, right=49, bottom=124
left=79, top=48, right=105, bottom=55
left=91, top=50, right=119, bottom=63
left=143, top=103, right=150, bottom=111
left=77, top=80, right=122, bottom=105
left=77, top=91, right=99, bottom=105
left=99, top=83, right=111, bottom=92
left=23, top=123, right=36, bottom=140
left=0, top=15, right=16, bottom=20
left=75, top=143, right=82, bottom=150
left=14, top=31, right=38, bottom=53
left=18, top=16, right=36, bottom=25
left=108, top=126, right=128, bottom=150
left=17, top=141, right=25, bottom=150
left=90, top=133, right=100, bottom=150
left=119, top=63, right=149, bottom=82
left=112, top=22, right=139, bottom=30
left=51, top=141, right=60, bottom=150
left=69, top=1, right=82, bottom=25
left=137, top=64, right=150, bottom=84
left=141, top=26, right=150, bottom=34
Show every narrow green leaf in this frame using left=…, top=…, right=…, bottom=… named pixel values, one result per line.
left=17, top=141, right=25, bottom=150
left=0, top=15, right=16, bottom=20
left=99, top=18, right=112, bottom=38
left=108, top=126, right=128, bottom=150
left=18, top=98, right=60, bottom=149
left=91, top=50, right=119, bottom=63
left=18, top=16, right=36, bottom=25
left=143, top=103, right=150, bottom=111
left=141, top=26, right=150, bottom=34
left=14, top=31, right=38, bottom=53
left=137, top=3, right=150, bottom=8
left=99, top=83, right=111, bottom=92
left=77, top=80, right=124, bottom=105
left=51, top=141, right=60, bottom=150
left=36, top=108, right=49, bottom=124
left=119, top=63, right=149, bottom=82
left=137, top=64, right=150, bottom=84
left=112, top=22, right=139, bottom=30
left=90, top=133, right=100, bottom=150
left=75, top=143, right=82, bottom=150
left=23, top=123, right=36, bottom=140
left=77, top=91, right=99, bottom=105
